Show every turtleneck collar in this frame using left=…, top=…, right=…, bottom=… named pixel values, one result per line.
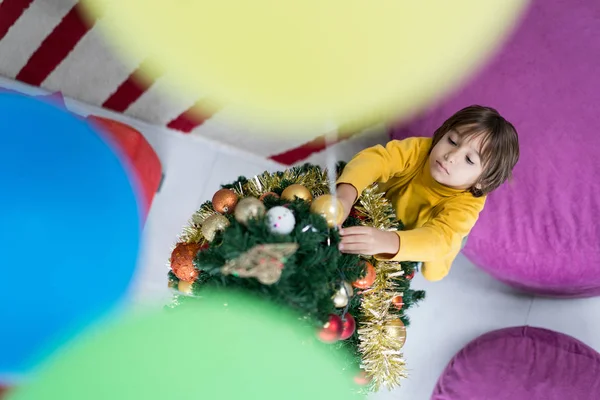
left=418, top=157, right=467, bottom=197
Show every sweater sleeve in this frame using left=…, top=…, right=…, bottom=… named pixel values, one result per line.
left=336, top=138, right=425, bottom=195
left=421, top=259, right=453, bottom=282
left=376, top=195, right=485, bottom=268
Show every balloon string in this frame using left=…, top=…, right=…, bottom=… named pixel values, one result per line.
left=326, top=124, right=351, bottom=318
left=324, top=127, right=340, bottom=224
left=326, top=126, right=352, bottom=318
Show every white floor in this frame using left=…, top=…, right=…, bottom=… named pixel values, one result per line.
left=4, top=77, right=600, bottom=399
left=132, top=124, right=600, bottom=400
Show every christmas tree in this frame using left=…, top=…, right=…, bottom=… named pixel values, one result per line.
left=167, top=163, right=425, bottom=391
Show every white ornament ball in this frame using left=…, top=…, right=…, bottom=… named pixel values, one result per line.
left=266, top=206, right=296, bottom=235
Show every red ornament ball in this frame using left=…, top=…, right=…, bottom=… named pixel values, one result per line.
left=354, top=370, right=372, bottom=386
left=352, top=261, right=376, bottom=289
left=170, top=242, right=203, bottom=282
left=318, top=314, right=343, bottom=343
left=349, top=207, right=365, bottom=221
left=212, top=189, right=238, bottom=214
left=405, top=270, right=415, bottom=280
left=339, top=314, right=356, bottom=340
left=392, top=295, right=404, bottom=309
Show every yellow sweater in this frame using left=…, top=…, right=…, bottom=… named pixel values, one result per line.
left=337, top=137, right=486, bottom=281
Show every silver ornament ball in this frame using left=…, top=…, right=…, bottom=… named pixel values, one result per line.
left=332, top=281, right=353, bottom=308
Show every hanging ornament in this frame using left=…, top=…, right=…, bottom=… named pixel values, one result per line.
left=310, top=194, right=344, bottom=227
left=201, top=214, right=230, bottom=242
left=332, top=281, right=354, bottom=308
left=352, top=261, right=376, bottom=289
left=384, top=318, right=407, bottom=348
left=234, top=197, right=266, bottom=225
left=177, top=280, right=194, bottom=295
left=221, top=243, right=298, bottom=285
left=340, top=313, right=356, bottom=340
left=391, top=295, right=404, bottom=309
left=353, top=370, right=372, bottom=386
left=349, top=207, right=366, bottom=221
left=318, top=314, right=343, bottom=343
left=259, top=191, right=280, bottom=201
left=281, top=184, right=313, bottom=203
left=212, top=188, right=238, bottom=214
left=170, top=242, right=203, bottom=282
left=405, top=270, right=415, bottom=280
left=266, top=206, right=296, bottom=234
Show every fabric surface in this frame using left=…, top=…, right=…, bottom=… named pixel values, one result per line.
left=432, top=326, right=600, bottom=400
left=389, top=0, right=600, bottom=297
left=337, top=137, right=484, bottom=281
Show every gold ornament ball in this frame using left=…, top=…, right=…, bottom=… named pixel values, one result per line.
left=332, top=281, right=354, bottom=308
left=212, top=189, right=238, bottom=214
left=281, top=184, right=313, bottom=203
left=178, top=280, right=194, bottom=295
left=384, top=318, right=406, bottom=347
left=310, top=195, right=344, bottom=227
left=201, top=214, right=230, bottom=242
left=234, top=197, right=266, bottom=225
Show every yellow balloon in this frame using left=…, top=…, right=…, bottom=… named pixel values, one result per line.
left=81, top=0, right=527, bottom=131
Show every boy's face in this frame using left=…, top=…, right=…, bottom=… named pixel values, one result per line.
left=429, top=127, right=484, bottom=190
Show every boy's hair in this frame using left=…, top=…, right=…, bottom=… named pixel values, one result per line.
left=431, top=105, right=519, bottom=197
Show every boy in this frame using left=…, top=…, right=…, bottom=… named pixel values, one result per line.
left=336, top=105, right=519, bottom=281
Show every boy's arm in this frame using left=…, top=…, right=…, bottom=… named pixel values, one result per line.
left=421, top=258, right=453, bottom=282
left=336, top=138, right=423, bottom=195
left=376, top=195, right=485, bottom=267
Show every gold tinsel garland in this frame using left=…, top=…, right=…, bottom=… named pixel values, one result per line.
left=354, top=186, right=408, bottom=390
left=357, top=260, right=407, bottom=390
left=172, top=167, right=410, bottom=390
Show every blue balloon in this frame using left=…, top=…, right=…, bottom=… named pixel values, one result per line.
left=0, top=93, right=140, bottom=381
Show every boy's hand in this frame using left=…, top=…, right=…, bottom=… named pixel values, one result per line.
left=338, top=227, right=400, bottom=256
left=336, top=183, right=358, bottom=225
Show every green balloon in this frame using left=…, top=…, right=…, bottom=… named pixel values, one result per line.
left=9, top=292, right=362, bottom=400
